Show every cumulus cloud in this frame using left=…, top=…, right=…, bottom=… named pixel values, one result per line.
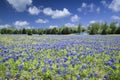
left=43, top=8, right=71, bottom=19
left=0, top=24, right=10, bottom=28
left=14, top=21, right=29, bottom=27
left=77, top=2, right=97, bottom=13
left=109, top=0, right=120, bottom=12
left=64, top=23, right=77, bottom=27
left=89, top=20, right=103, bottom=24
left=82, top=3, right=87, bottom=8
left=77, top=8, right=82, bottom=12
left=35, top=19, right=49, bottom=24
left=7, top=0, right=32, bottom=12
left=101, top=0, right=108, bottom=7
left=96, top=7, right=100, bottom=13
left=111, top=15, right=120, bottom=20
left=49, top=25, right=58, bottom=28
left=89, top=20, right=96, bottom=24
left=89, top=3, right=94, bottom=12
left=28, top=6, right=40, bottom=15
left=71, top=15, right=80, bottom=22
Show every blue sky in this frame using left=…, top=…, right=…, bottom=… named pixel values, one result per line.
left=0, top=0, right=120, bottom=29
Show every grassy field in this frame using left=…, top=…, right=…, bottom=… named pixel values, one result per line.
left=0, top=35, right=120, bottom=80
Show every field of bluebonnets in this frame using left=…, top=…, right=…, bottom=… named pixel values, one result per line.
left=0, top=35, right=120, bottom=80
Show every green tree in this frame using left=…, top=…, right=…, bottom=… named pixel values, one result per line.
left=38, top=29, right=43, bottom=35
left=27, top=30, right=32, bottom=35
left=109, top=22, right=117, bottom=34
left=106, top=27, right=112, bottom=34
left=78, top=23, right=82, bottom=33
left=32, top=29, right=38, bottom=34
left=115, top=26, right=120, bottom=34
left=101, top=22, right=108, bottom=34
left=51, top=28, right=59, bottom=34
left=61, top=27, right=71, bottom=34
left=1, top=28, right=7, bottom=34
left=22, top=28, right=26, bottom=34
left=13, top=30, right=19, bottom=34
left=87, top=22, right=100, bottom=34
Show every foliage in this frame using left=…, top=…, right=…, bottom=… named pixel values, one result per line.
left=78, top=23, right=82, bottom=33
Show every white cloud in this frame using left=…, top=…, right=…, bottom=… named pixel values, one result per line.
left=82, top=2, right=87, bottom=8
left=28, top=6, right=40, bottom=15
left=89, top=20, right=103, bottom=24
left=49, top=25, right=58, bottom=28
left=64, top=23, right=77, bottom=27
left=71, top=15, right=80, bottom=22
left=77, top=8, right=82, bottom=12
left=35, top=19, right=49, bottom=24
left=43, top=8, right=71, bottom=19
left=7, top=0, right=32, bottom=12
left=0, top=24, right=10, bottom=28
left=14, top=21, right=29, bottom=27
left=109, top=0, right=120, bottom=12
left=89, top=20, right=96, bottom=24
left=77, top=3, right=97, bottom=13
left=111, top=15, right=120, bottom=20
left=89, top=3, right=94, bottom=12
left=101, top=0, right=108, bottom=7
left=43, top=8, right=53, bottom=16
left=96, top=7, right=100, bottom=13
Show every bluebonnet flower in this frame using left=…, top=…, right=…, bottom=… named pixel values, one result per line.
left=5, top=63, right=9, bottom=67
left=75, top=74, right=80, bottom=80
left=57, top=69, right=61, bottom=74
left=5, top=72, right=11, bottom=79
left=16, top=73, right=20, bottom=79
left=94, top=72, right=98, bottom=77
left=88, top=73, right=93, bottom=78
left=119, top=59, right=120, bottom=63
left=111, top=65, right=117, bottom=70
left=62, top=63, right=68, bottom=68
left=0, top=77, right=2, bottom=80
left=8, top=66, right=11, bottom=71
left=48, top=59, right=53, bottom=66
left=63, top=69, right=68, bottom=75
left=71, top=62, right=75, bottom=68
left=104, top=61, right=112, bottom=66
left=18, top=64, right=24, bottom=71
left=103, top=75, right=108, bottom=80
left=49, top=66, right=53, bottom=70
left=82, top=64, right=87, bottom=69
left=56, top=57, right=61, bottom=63
left=107, top=71, right=112, bottom=75
left=42, top=66, right=47, bottom=73
left=109, top=58, right=116, bottom=63
left=36, top=63, right=40, bottom=69
left=70, top=61, right=75, bottom=67
left=68, top=78, right=72, bottom=80
left=32, top=76, right=35, bottom=80
left=28, top=68, right=33, bottom=72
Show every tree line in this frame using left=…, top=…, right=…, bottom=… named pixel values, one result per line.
left=0, top=22, right=120, bottom=35
left=88, top=22, right=120, bottom=35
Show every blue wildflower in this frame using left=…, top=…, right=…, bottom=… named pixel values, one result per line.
left=75, top=74, right=80, bottom=80
left=32, top=76, right=35, bottom=80
left=28, top=68, right=33, bottom=72
left=111, top=65, right=117, bottom=70
left=5, top=72, right=11, bottom=79
left=0, top=77, right=2, bottom=80
left=18, top=64, right=24, bottom=71
left=16, top=73, right=20, bottom=78
left=82, top=64, right=87, bottom=69
left=42, top=66, right=47, bottom=73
